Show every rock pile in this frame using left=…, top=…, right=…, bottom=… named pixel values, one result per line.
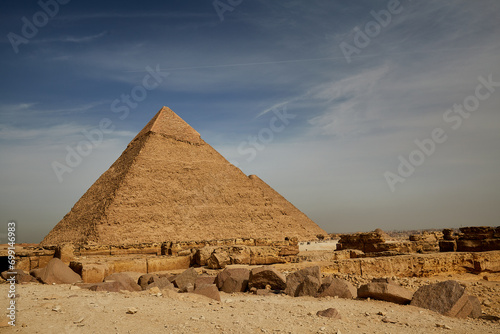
left=11, top=261, right=486, bottom=320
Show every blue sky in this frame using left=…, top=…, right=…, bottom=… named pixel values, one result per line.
left=1, top=0, right=499, bottom=243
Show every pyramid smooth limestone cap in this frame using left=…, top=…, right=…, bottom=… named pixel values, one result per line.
left=132, top=106, right=202, bottom=144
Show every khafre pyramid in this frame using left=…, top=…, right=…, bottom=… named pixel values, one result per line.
left=41, top=107, right=326, bottom=246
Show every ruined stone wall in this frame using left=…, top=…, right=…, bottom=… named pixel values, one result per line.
left=336, top=231, right=440, bottom=255
left=0, top=246, right=55, bottom=272
left=4, top=237, right=299, bottom=275
left=322, top=251, right=500, bottom=278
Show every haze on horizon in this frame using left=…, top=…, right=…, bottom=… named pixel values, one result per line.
left=0, top=0, right=499, bottom=243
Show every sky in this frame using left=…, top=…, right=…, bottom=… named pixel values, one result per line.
left=0, top=0, right=499, bottom=243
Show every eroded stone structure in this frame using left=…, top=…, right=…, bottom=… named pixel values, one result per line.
left=439, top=226, right=500, bottom=252
left=335, top=230, right=441, bottom=255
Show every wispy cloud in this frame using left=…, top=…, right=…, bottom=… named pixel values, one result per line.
left=305, top=64, right=390, bottom=137
left=256, top=97, right=302, bottom=118
left=0, top=102, right=107, bottom=119
left=36, top=31, right=108, bottom=44
left=57, top=12, right=212, bottom=21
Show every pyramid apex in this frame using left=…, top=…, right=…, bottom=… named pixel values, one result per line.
left=134, top=106, right=202, bottom=144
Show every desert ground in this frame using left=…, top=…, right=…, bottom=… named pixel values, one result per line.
left=1, top=268, right=499, bottom=334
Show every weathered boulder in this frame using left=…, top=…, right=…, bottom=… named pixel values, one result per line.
left=229, top=247, right=252, bottom=265
left=284, top=266, right=321, bottom=297
left=207, top=250, right=231, bottom=269
left=410, top=280, right=479, bottom=318
left=468, top=295, right=482, bottom=318
left=295, top=275, right=321, bottom=297
left=172, top=268, right=198, bottom=291
left=103, top=273, right=141, bottom=292
left=192, top=284, right=221, bottom=301
left=1, top=269, right=38, bottom=284
left=248, top=266, right=286, bottom=290
left=138, top=274, right=174, bottom=290
left=194, top=246, right=216, bottom=266
left=316, top=308, right=341, bottom=319
left=195, top=276, right=216, bottom=287
left=318, top=277, right=357, bottom=299
left=215, top=267, right=250, bottom=293
left=30, top=258, right=82, bottom=284
left=138, top=274, right=155, bottom=290
left=358, top=279, right=413, bottom=304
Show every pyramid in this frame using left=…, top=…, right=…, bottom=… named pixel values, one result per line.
left=41, top=107, right=326, bottom=246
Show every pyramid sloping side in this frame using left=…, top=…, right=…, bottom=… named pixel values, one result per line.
left=40, top=135, right=149, bottom=245
left=247, top=175, right=322, bottom=236
left=41, top=107, right=326, bottom=245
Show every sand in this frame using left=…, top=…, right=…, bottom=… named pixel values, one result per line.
left=1, top=275, right=498, bottom=334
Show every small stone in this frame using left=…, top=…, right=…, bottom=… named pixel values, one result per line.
left=435, top=323, right=452, bottom=330
left=316, top=308, right=341, bottom=319
left=148, top=286, right=161, bottom=295
left=70, top=285, right=81, bottom=290
left=73, top=317, right=84, bottom=324
left=126, top=307, right=138, bottom=314
left=377, top=311, right=386, bottom=316
left=44, top=295, right=59, bottom=300
left=381, top=317, right=397, bottom=324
